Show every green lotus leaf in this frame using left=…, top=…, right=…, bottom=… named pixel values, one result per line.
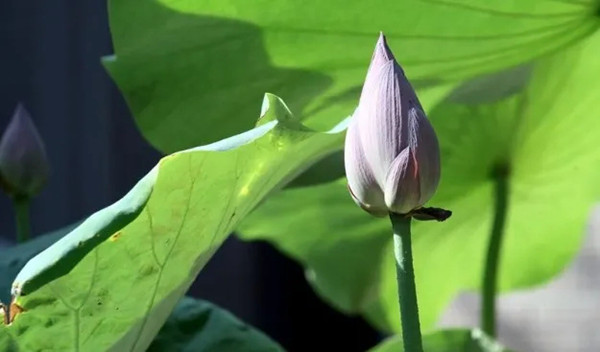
left=149, top=297, right=283, bottom=352
left=0, top=229, right=283, bottom=352
left=370, top=329, right=514, bottom=352
left=0, top=94, right=341, bottom=351
left=239, top=31, right=600, bottom=332
left=105, top=0, right=600, bottom=152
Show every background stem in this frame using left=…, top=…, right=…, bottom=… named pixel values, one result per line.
left=390, top=213, right=423, bottom=352
left=481, top=169, right=509, bottom=337
left=13, top=196, right=31, bottom=243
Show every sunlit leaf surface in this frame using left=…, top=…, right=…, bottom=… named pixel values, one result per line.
left=0, top=95, right=342, bottom=351
left=239, top=31, right=600, bottom=332
left=106, top=0, right=599, bottom=152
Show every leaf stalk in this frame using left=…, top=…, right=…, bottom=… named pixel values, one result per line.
left=481, top=165, right=510, bottom=337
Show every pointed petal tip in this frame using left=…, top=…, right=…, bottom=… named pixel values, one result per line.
left=373, top=32, right=394, bottom=62
left=6, top=103, right=39, bottom=138
left=12, top=103, right=31, bottom=122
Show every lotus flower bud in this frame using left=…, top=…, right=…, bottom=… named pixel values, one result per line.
left=0, top=104, right=50, bottom=197
left=344, top=33, right=440, bottom=216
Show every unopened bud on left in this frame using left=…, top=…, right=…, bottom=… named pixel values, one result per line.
left=0, top=104, right=49, bottom=197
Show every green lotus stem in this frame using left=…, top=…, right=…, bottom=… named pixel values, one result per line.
left=14, top=196, right=31, bottom=243
left=390, top=213, right=423, bottom=352
left=481, top=167, right=510, bottom=337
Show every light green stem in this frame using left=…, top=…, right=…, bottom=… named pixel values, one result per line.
left=390, top=213, right=423, bottom=352
left=481, top=171, right=509, bottom=337
left=14, top=197, right=31, bottom=243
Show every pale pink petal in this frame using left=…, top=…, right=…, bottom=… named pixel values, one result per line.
left=384, top=147, right=421, bottom=214
left=344, top=112, right=388, bottom=216
left=364, top=33, right=395, bottom=86
left=407, top=107, right=440, bottom=205
left=358, top=60, right=406, bottom=185
left=358, top=33, right=396, bottom=123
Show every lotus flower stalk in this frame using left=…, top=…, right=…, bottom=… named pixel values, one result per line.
left=344, top=33, right=451, bottom=352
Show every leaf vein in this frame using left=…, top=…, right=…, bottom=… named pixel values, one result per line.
left=129, top=155, right=196, bottom=352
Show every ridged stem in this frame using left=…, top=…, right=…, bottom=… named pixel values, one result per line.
left=390, top=213, right=423, bottom=352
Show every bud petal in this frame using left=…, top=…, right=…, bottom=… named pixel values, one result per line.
left=357, top=38, right=424, bottom=184
left=357, top=61, right=399, bottom=185
left=384, top=147, right=421, bottom=214
left=344, top=112, right=387, bottom=217
left=407, top=107, right=440, bottom=205
left=344, top=32, right=441, bottom=216
left=0, top=104, right=50, bottom=197
left=363, top=33, right=396, bottom=94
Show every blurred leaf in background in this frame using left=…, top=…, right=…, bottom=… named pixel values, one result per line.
left=0, top=224, right=76, bottom=303
left=239, top=30, right=600, bottom=332
left=0, top=95, right=341, bottom=351
left=370, top=329, right=514, bottom=352
left=106, top=0, right=600, bottom=153
left=149, top=297, right=283, bottom=352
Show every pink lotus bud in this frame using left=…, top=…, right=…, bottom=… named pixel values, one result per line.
left=0, top=104, right=50, bottom=197
left=344, top=33, right=440, bottom=216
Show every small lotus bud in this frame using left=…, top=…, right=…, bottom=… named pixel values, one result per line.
left=0, top=104, right=50, bottom=197
left=344, top=33, right=440, bottom=216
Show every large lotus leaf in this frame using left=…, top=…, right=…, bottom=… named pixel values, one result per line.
left=149, top=297, right=283, bottom=352
left=105, top=0, right=599, bottom=152
left=238, top=31, right=600, bottom=332
left=0, top=94, right=343, bottom=351
left=370, top=329, right=513, bottom=352
left=0, top=234, right=283, bottom=352
left=0, top=231, right=282, bottom=352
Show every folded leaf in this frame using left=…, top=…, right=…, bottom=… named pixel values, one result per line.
left=0, top=94, right=343, bottom=351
